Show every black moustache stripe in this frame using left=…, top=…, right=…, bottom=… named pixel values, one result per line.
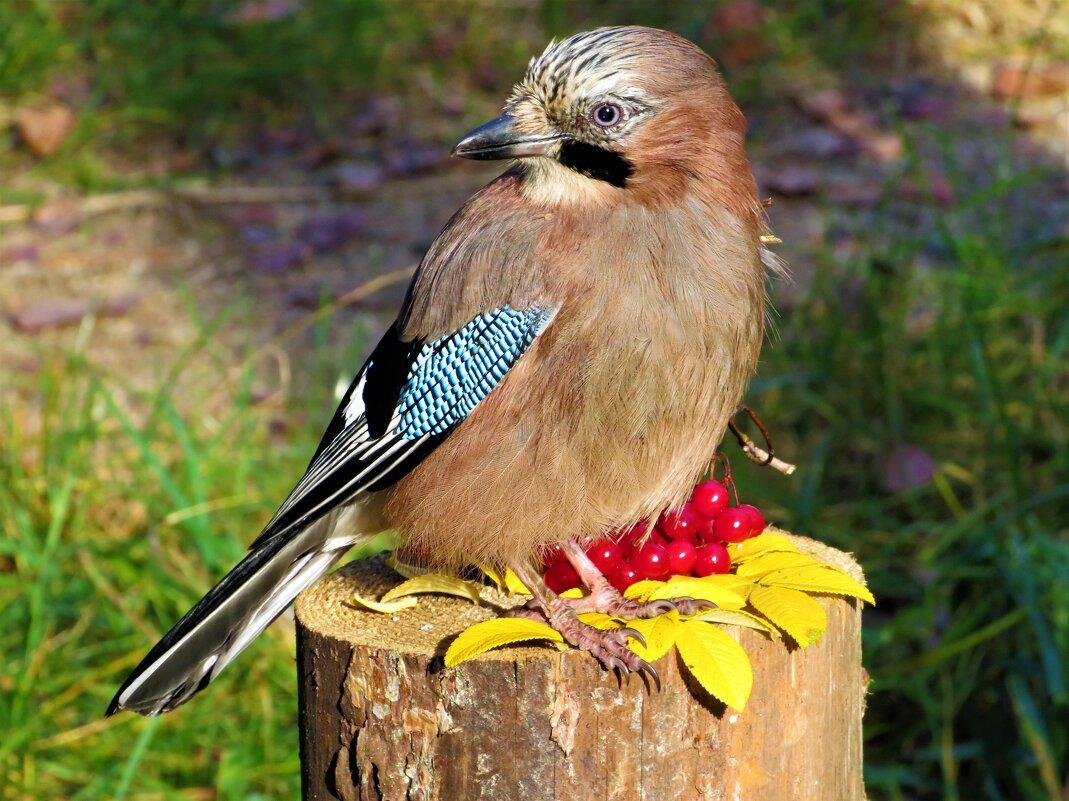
left=558, top=140, right=633, bottom=188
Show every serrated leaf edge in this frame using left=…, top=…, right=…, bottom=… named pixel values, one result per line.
left=675, top=621, right=754, bottom=712
left=444, top=618, right=564, bottom=667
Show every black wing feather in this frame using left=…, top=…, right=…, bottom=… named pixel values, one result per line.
left=251, top=304, right=554, bottom=549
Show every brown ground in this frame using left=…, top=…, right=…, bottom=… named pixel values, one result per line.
left=1, top=3, right=1065, bottom=421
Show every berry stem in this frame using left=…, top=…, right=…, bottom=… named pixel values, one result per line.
left=710, top=452, right=740, bottom=506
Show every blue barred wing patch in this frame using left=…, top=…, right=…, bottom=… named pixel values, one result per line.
left=251, top=303, right=555, bottom=546
left=397, top=305, right=555, bottom=439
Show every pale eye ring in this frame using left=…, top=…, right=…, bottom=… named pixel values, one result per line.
left=591, top=102, right=623, bottom=128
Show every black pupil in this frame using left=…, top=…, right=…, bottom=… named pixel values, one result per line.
left=596, top=105, right=618, bottom=124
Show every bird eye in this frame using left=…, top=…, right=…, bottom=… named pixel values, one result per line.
left=591, top=103, right=623, bottom=128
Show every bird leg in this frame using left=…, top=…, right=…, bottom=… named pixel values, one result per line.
left=556, top=541, right=711, bottom=618
left=506, top=561, right=659, bottom=685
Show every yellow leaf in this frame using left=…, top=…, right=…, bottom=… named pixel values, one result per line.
left=627, top=611, right=680, bottom=662
left=647, top=577, right=746, bottom=610
left=736, top=551, right=818, bottom=581
left=695, top=608, right=781, bottom=636
left=678, top=573, right=756, bottom=599
left=477, top=564, right=505, bottom=589
left=445, top=618, right=564, bottom=667
left=760, top=565, right=875, bottom=605
left=559, top=587, right=585, bottom=599
left=748, top=585, right=827, bottom=646
left=623, top=579, right=666, bottom=600
left=385, top=552, right=432, bottom=580
left=348, top=592, right=419, bottom=614
left=577, top=612, right=621, bottom=630
left=675, top=621, right=754, bottom=711
left=727, top=533, right=800, bottom=562
left=677, top=572, right=752, bottom=588
left=503, top=569, right=533, bottom=596
left=381, top=574, right=484, bottom=605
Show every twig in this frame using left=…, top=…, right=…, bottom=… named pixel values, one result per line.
left=207, top=265, right=417, bottom=407
left=727, top=406, right=797, bottom=476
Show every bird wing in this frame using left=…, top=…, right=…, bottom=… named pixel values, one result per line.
left=108, top=301, right=557, bottom=716
left=250, top=303, right=557, bottom=549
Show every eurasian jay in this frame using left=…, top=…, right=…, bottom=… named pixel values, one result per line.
left=109, top=25, right=771, bottom=716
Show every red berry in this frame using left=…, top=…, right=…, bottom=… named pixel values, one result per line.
left=691, top=479, right=729, bottom=518
left=616, top=524, right=645, bottom=553
left=667, top=539, right=697, bottom=576
left=694, top=543, right=731, bottom=576
left=544, top=561, right=580, bottom=594
left=713, top=507, right=752, bottom=543
left=542, top=543, right=567, bottom=568
left=737, top=504, right=765, bottom=539
left=618, top=525, right=666, bottom=557
left=585, top=539, right=623, bottom=574
left=659, top=503, right=702, bottom=542
left=697, top=514, right=719, bottom=543
left=608, top=564, right=641, bottom=593
left=633, top=542, right=671, bottom=580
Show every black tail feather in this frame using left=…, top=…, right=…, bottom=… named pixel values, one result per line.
left=108, top=513, right=356, bottom=716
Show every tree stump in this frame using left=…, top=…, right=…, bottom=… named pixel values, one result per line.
left=295, top=535, right=867, bottom=801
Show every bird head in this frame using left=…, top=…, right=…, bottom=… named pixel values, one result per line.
left=452, top=26, right=757, bottom=212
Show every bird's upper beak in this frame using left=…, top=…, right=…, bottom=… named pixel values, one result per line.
left=451, top=114, right=560, bottom=161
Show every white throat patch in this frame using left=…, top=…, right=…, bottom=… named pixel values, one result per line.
left=520, top=157, right=620, bottom=207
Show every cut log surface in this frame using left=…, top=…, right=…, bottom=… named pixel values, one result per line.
left=295, top=533, right=867, bottom=801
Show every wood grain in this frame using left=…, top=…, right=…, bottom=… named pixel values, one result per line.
left=296, top=536, right=867, bottom=801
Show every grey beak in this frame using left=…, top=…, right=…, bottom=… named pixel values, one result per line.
left=452, top=114, right=560, bottom=160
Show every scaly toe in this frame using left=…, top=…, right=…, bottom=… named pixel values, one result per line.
left=659, top=596, right=713, bottom=616
left=565, top=592, right=714, bottom=620
left=612, top=626, right=646, bottom=648
left=539, top=599, right=662, bottom=682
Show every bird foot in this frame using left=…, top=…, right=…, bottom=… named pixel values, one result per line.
left=524, top=586, right=710, bottom=619
left=507, top=598, right=659, bottom=688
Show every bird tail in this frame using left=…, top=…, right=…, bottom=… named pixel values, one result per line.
left=107, top=508, right=365, bottom=716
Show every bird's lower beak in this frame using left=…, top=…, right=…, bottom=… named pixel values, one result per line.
left=451, top=114, right=560, bottom=160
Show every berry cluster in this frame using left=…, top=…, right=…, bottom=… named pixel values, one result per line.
left=542, top=479, right=766, bottom=594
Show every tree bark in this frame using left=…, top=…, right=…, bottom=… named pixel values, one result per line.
left=295, top=535, right=867, bottom=801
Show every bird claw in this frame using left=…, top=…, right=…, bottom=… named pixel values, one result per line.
left=611, top=653, right=660, bottom=691
left=655, top=596, right=712, bottom=617
left=516, top=598, right=664, bottom=690
left=615, top=626, right=647, bottom=648
left=636, top=659, right=661, bottom=692
left=595, top=646, right=659, bottom=692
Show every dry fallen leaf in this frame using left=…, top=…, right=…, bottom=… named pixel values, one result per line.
left=295, top=210, right=366, bottom=253
left=15, top=102, right=77, bottom=158
left=6, top=295, right=141, bottom=334
left=766, top=165, right=821, bottom=197
left=992, top=62, right=1069, bottom=101
left=333, top=162, right=384, bottom=195
left=249, top=241, right=310, bottom=272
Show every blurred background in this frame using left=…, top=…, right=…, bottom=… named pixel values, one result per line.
left=0, top=1, right=1065, bottom=799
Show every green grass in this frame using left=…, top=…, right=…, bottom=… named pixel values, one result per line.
left=0, top=0, right=913, bottom=188
left=1, top=155, right=1064, bottom=799
left=731, top=146, right=1068, bottom=798
left=0, top=312, right=383, bottom=800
